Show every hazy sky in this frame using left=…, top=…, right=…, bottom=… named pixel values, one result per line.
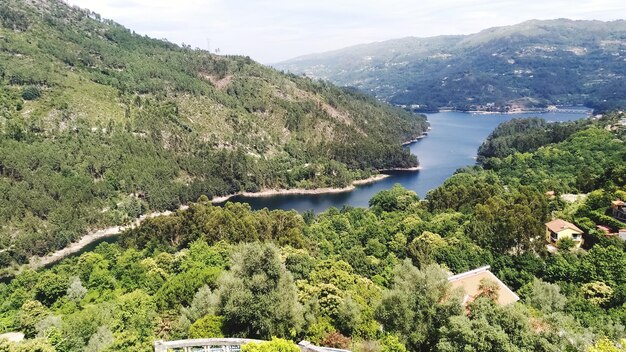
left=67, top=0, right=626, bottom=64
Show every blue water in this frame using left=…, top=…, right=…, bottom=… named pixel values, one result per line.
left=224, top=110, right=590, bottom=213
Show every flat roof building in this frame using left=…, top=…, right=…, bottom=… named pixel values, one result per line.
left=448, top=266, right=520, bottom=306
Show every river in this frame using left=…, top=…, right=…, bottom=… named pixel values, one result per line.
left=223, top=110, right=590, bottom=213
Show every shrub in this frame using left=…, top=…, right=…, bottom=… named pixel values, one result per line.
left=321, top=331, right=351, bottom=349
left=21, top=86, right=41, bottom=100
left=241, top=338, right=299, bottom=352
left=189, top=315, right=224, bottom=338
left=556, top=237, right=576, bottom=251
left=380, top=334, right=408, bottom=352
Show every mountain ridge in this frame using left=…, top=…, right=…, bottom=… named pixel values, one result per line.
left=276, top=18, right=626, bottom=112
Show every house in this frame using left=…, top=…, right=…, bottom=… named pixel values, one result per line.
left=612, top=200, right=626, bottom=221
left=545, top=219, right=584, bottom=248
left=597, top=225, right=612, bottom=234
left=448, top=266, right=520, bottom=307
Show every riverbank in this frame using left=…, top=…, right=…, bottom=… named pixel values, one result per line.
left=212, top=174, right=390, bottom=203
left=402, top=134, right=427, bottom=146
left=439, top=107, right=592, bottom=115
left=27, top=205, right=189, bottom=270
left=379, top=166, right=422, bottom=172
left=22, top=174, right=392, bottom=271
left=402, top=127, right=431, bottom=146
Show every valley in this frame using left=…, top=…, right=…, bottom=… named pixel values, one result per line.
left=1, top=1, right=626, bottom=352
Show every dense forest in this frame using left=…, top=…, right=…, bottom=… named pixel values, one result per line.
left=0, top=0, right=428, bottom=268
left=277, top=19, right=626, bottom=112
left=1, top=112, right=625, bottom=351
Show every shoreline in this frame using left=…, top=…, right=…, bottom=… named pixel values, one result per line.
left=379, top=166, right=421, bottom=172
left=26, top=205, right=189, bottom=270
left=402, top=134, right=427, bottom=146
left=20, top=173, right=394, bottom=272
left=402, top=130, right=430, bottom=146
left=438, top=107, right=592, bottom=115
left=212, top=174, right=391, bottom=203
left=22, top=168, right=420, bottom=273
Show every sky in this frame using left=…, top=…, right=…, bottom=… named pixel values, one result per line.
left=66, top=0, right=626, bottom=64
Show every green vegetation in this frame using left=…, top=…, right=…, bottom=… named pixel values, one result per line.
left=277, top=19, right=626, bottom=112
left=477, top=117, right=592, bottom=161
left=478, top=115, right=626, bottom=193
left=1, top=112, right=626, bottom=351
left=2, top=1, right=626, bottom=351
left=241, top=338, right=300, bottom=352
left=0, top=0, right=427, bottom=269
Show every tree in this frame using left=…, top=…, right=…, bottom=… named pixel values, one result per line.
left=588, top=338, right=626, bottom=352
left=85, top=326, right=114, bottom=352
left=369, top=184, right=419, bottom=213
left=66, top=276, right=87, bottom=303
left=438, top=298, right=558, bottom=352
left=174, top=285, right=218, bottom=338
left=179, top=285, right=217, bottom=325
left=581, top=281, right=614, bottom=306
left=468, top=188, right=547, bottom=254
left=437, top=314, right=511, bottom=352
left=408, top=231, right=446, bottom=267
left=189, top=315, right=225, bottom=338
left=557, top=237, right=576, bottom=251
left=34, top=272, right=68, bottom=306
left=522, top=279, right=567, bottom=312
left=16, top=300, right=48, bottom=338
left=110, top=290, right=157, bottom=350
left=376, top=260, right=462, bottom=351
left=155, top=267, right=221, bottom=310
left=0, top=338, right=55, bottom=352
left=380, top=334, right=408, bottom=352
left=214, top=243, right=303, bottom=339
left=298, top=260, right=382, bottom=339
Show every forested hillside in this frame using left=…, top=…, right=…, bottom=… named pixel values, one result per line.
left=1, top=112, right=625, bottom=351
left=277, top=19, right=626, bottom=112
left=0, top=0, right=427, bottom=266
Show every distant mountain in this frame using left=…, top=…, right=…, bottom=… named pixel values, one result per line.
left=0, top=0, right=426, bottom=265
left=276, top=19, right=626, bottom=112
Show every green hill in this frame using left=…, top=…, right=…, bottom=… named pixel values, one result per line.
left=276, top=19, right=626, bottom=112
left=0, top=0, right=427, bottom=266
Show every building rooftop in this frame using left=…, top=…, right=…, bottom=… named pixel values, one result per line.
left=448, top=266, right=520, bottom=306
left=545, top=219, right=583, bottom=234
